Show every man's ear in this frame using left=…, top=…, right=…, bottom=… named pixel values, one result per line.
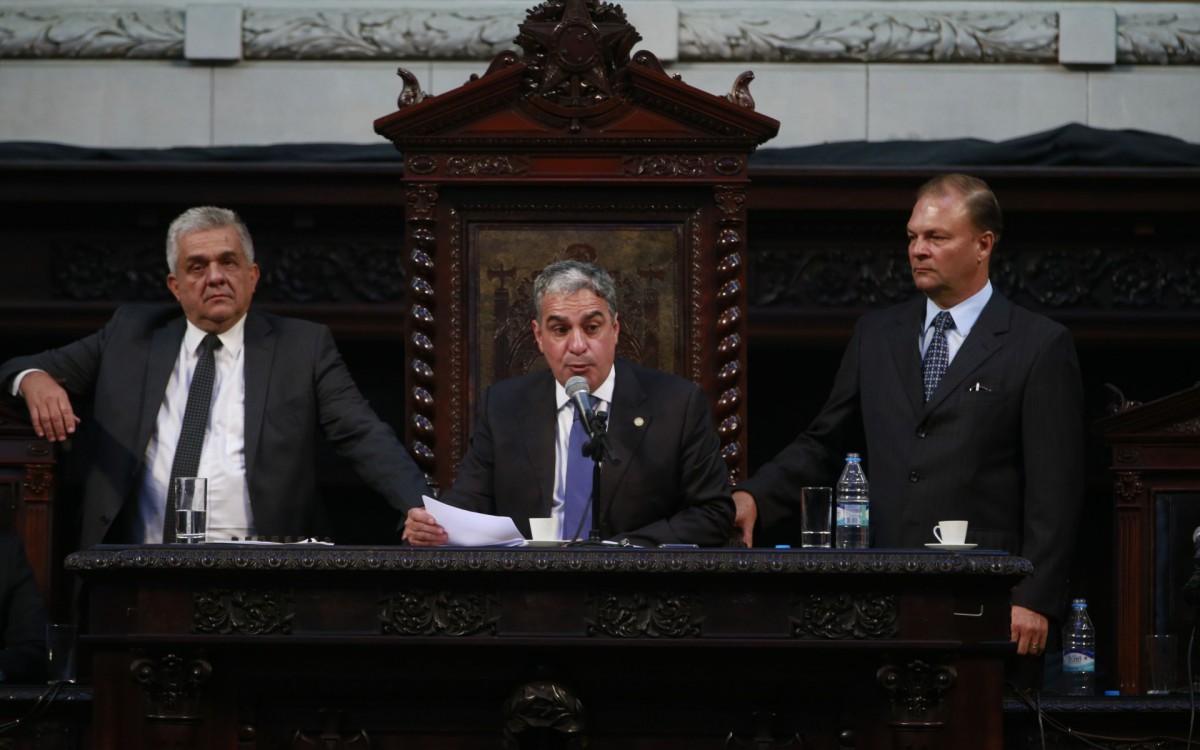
left=977, top=231, right=995, bottom=263
left=531, top=319, right=544, bottom=353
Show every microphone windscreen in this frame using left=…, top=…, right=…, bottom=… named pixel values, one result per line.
left=565, top=376, right=590, bottom=399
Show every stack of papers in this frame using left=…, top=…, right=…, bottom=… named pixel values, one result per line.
left=423, top=497, right=527, bottom=547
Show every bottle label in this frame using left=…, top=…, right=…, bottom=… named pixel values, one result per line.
left=837, top=505, right=868, bottom=527
left=1063, top=649, right=1095, bottom=672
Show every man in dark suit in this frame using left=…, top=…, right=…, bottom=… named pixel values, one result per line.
left=403, top=260, right=734, bottom=547
left=733, top=174, right=1085, bottom=657
left=0, top=533, right=48, bottom=683
left=1, top=206, right=429, bottom=547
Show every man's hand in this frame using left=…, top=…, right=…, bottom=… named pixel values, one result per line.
left=731, top=490, right=758, bottom=548
left=18, top=371, right=80, bottom=442
left=402, top=507, right=448, bottom=547
left=1011, top=604, right=1049, bottom=656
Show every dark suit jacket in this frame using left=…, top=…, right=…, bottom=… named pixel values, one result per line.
left=0, top=533, right=48, bottom=683
left=741, top=292, right=1085, bottom=617
left=0, top=305, right=430, bottom=549
left=442, top=359, right=735, bottom=547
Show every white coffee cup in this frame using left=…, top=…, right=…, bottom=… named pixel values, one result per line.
left=528, top=518, right=559, bottom=541
left=933, top=520, right=969, bottom=545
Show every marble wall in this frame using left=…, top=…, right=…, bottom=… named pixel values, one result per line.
left=0, top=1, right=1197, bottom=148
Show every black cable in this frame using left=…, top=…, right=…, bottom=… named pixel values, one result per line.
left=1189, top=625, right=1196, bottom=749
left=0, top=680, right=66, bottom=736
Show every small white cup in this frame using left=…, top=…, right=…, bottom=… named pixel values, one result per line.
left=528, top=518, right=559, bottom=541
left=933, top=520, right=969, bottom=545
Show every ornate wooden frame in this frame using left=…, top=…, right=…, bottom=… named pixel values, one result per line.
left=375, top=0, right=779, bottom=491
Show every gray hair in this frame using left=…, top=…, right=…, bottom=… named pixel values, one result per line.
left=533, top=260, right=619, bottom=320
left=165, top=206, right=255, bottom=275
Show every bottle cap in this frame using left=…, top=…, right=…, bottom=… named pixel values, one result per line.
left=1104, top=690, right=1120, bottom=696
left=775, top=545, right=791, bottom=549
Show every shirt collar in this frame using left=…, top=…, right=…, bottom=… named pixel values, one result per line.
left=924, top=280, right=992, bottom=337
left=183, top=314, right=246, bottom=358
left=555, top=363, right=616, bottom=411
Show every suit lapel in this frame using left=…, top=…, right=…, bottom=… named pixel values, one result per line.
left=922, top=292, right=1012, bottom=413
left=137, top=318, right=186, bottom=457
left=518, top=372, right=557, bottom=514
left=886, top=298, right=927, bottom=415
left=599, top=360, right=648, bottom=525
left=242, top=312, right=275, bottom=478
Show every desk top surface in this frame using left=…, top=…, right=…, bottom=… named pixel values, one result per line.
left=66, top=544, right=1032, bottom=579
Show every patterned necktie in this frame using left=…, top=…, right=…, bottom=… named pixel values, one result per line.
left=562, top=398, right=596, bottom=541
left=163, top=333, right=222, bottom=542
left=922, top=311, right=956, bottom=402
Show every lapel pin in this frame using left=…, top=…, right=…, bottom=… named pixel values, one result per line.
left=633, top=417, right=645, bottom=427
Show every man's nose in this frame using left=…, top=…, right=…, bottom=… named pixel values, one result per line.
left=567, top=329, right=588, bottom=352
left=205, top=263, right=227, bottom=284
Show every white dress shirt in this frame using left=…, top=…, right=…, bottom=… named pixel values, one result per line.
left=920, top=281, right=993, bottom=364
left=135, top=316, right=255, bottom=543
left=550, top=366, right=615, bottom=539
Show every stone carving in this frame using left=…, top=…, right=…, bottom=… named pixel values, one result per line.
left=587, top=591, right=703, bottom=638
left=380, top=589, right=498, bottom=636
left=1117, top=14, right=1200, bottom=64
left=679, top=8, right=1058, bottom=62
left=0, top=9, right=183, bottom=58
left=1, top=6, right=1197, bottom=66
left=792, top=593, right=899, bottom=639
left=243, top=8, right=519, bottom=59
left=193, top=588, right=295, bottom=635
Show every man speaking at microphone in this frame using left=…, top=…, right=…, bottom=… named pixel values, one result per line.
left=403, top=260, right=734, bottom=547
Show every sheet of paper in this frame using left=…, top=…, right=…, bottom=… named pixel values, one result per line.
left=424, top=496, right=526, bottom=547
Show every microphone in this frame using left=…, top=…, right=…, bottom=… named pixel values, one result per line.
left=565, top=376, right=600, bottom=439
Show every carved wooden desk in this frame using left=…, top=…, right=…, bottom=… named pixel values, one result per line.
left=66, top=546, right=1028, bottom=750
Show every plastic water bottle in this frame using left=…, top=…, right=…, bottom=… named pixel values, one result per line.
left=835, top=453, right=869, bottom=549
left=1062, top=598, right=1096, bottom=695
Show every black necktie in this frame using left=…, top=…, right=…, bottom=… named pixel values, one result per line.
left=922, top=311, right=955, bottom=402
left=163, top=333, right=222, bottom=543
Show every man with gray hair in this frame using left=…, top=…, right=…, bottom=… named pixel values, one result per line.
left=403, top=259, right=734, bottom=547
left=1, top=206, right=430, bottom=548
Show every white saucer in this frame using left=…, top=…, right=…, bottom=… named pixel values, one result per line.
left=925, top=542, right=977, bottom=550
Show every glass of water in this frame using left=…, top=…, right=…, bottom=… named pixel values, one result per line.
left=174, top=477, right=208, bottom=543
left=800, top=486, right=833, bottom=548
